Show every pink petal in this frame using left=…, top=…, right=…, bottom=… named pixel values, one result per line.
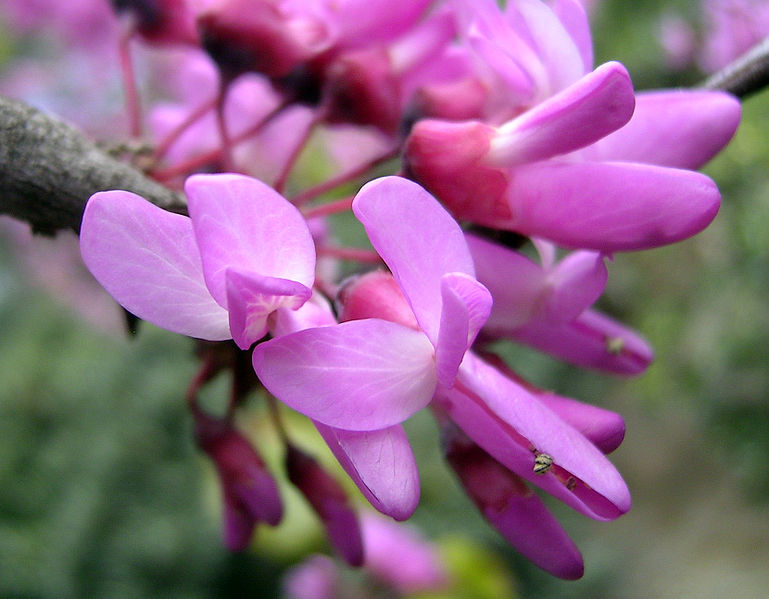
left=253, top=319, right=437, bottom=431
left=506, top=161, right=720, bottom=251
left=435, top=273, right=492, bottom=386
left=541, top=250, right=607, bottom=324
left=538, top=393, right=626, bottom=454
left=80, top=190, right=231, bottom=340
left=586, top=90, right=741, bottom=169
left=185, top=173, right=315, bottom=307
left=550, top=0, right=593, bottom=73
left=225, top=269, right=312, bottom=349
left=505, top=0, right=588, bottom=93
left=490, top=62, right=633, bottom=165
left=353, top=176, right=475, bottom=343
left=445, top=431, right=583, bottom=579
left=511, top=308, right=654, bottom=375
left=221, top=488, right=258, bottom=551
left=437, top=354, right=631, bottom=520
left=315, top=423, right=420, bottom=521
left=466, top=234, right=547, bottom=331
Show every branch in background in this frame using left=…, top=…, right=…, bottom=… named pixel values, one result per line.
left=0, top=96, right=185, bottom=235
left=701, top=36, right=769, bottom=99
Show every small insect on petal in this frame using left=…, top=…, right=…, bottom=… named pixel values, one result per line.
left=606, top=336, right=625, bottom=355
left=533, top=453, right=554, bottom=475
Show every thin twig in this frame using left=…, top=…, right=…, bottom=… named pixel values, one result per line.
left=701, top=36, right=769, bottom=98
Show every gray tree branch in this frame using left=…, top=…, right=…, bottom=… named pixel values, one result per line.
left=0, top=95, right=184, bottom=235
left=701, top=36, right=769, bottom=99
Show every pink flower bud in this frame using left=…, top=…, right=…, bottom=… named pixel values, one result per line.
left=285, top=444, right=364, bottom=566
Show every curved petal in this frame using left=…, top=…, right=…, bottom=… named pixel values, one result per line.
left=436, top=353, right=631, bottom=520
left=315, top=423, right=420, bottom=521
left=586, top=90, right=741, bottom=169
left=550, top=0, right=593, bottom=73
left=80, top=190, right=231, bottom=340
left=185, top=173, right=315, bottom=307
left=466, top=234, right=546, bottom=330
left=541, top=250, right=606, bottom=324
left=537, top=393, right=625, bottom=454
left=253, top=319, right=437, bottom=430
left=225, top=269, right=312, bottom=349
left=444, top=431, right=583, bottom=579
left=510, top=308, right=654, bottom=375
left=506, top=161, right=720, bottom=251
left=490, top=62, right=634, bottom=165
left=353, top=176, right=475, bottom=343
left=435, top=273, right=492, bottom=386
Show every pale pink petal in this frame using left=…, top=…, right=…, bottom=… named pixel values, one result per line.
left=506, top=0, right=587, bottom=92
left=511, top=308, right=654, bottom=375
left=445, top=432, right=583, bottom=579
left=435, top=273, right=492, bottom=386
left=506, top=161, right=720, bottom=251
left=253, top=319, right=437, bottom=431
left=489, top=62, right=634, bottom=165
left=270, top=291, right=337, bottom=338
left=361, top=513, right=448, bottom=592
left=551, top=0, right=593, bottom=73
left=538, top=393, right=626, bottom=454
left=225, top=269, right=312, bottom=349
left=541, top=251, right=606, bottom=324
left=185, top=173, right=315, bottom=306
left=315, top=423, right=420, bottom=521
left=80, top=190, right=231, bottom=340
left=586, top=90, right=741, bottom=169
left=436, top=354, right=631, bottom=520
left=353, top=176, right=475, bottom=343
left=466, top=234, right=546, bottom=331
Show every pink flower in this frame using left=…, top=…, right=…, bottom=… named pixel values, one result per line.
left=467, top=234, right=653, bottom=374
left=404, top=0, right=740, bottom=252
left=252, top=175, right=492, bottom=431
left=80, top=173, right=316, bottom=349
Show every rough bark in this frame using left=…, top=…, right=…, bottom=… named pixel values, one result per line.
left=0, top=96, right=184, bottom=235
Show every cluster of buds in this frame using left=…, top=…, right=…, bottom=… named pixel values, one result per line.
left=27, top=0, right=740, bottom=579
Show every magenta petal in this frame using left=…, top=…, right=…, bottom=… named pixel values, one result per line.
left=185, top=173, right=315, bottom=307
left=80, top=190, right=231, bottom=340
left=225, top=269, right=312, bottom=349
left=353, top=176, right=475, bottom=343
left=253, top=319, right=437, bottom=431
left=587, top=90, right=741, bottom=169
left=485, top=481, right=584, bottom=579
left=538, top=393, right=625, bottom=454
left=506, top=161, right=720, bottom=251
left=315, top=423, right=420, bottom=521
left=221, top=488, right=258, bottom=551
left=550, top=0, right=593, bottom=73
left=437, top=354, right=631, bottom=520
left=511, top=308, right=653, bottom=375
left=466, top=234, right=546, bottom=330
left=490, top=62, right=634, bottom=164
left=542, top=251, right=606, bottom=324
left=435, top=273, right=492, bottom=386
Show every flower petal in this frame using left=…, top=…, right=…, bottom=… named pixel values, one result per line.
left=80, top=190, right=231, bottom=340
left=538, top=393, right=626, bottom=454
left=225, top=269, right=312, bottom=349
left=511, top=308, right=653, bottom=375
left=437, top=353, right=631, bottom=520
left=253, top=319, right=437, bottom=430
left=185, top=173, right=315, bottom=307
left=506, top=161, right=720, bottom=251
left=490, top=62, right=634, bottom=165
left=444, top=430, right=583, bottom=579
left=353, top=176, right=475, bottom=342
left=435, top=273, right=492, bottom=386
left=315, top=423, right=420, bottom=521
left=586, top=90, right=741, bottom=169
left=541, top=250, right=606, bottom=324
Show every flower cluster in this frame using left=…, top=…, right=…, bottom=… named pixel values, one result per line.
left=15, top=0, right=739, bottom=580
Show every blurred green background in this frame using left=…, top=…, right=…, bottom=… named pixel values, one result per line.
left=2, top=1, right=769, bottom=598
